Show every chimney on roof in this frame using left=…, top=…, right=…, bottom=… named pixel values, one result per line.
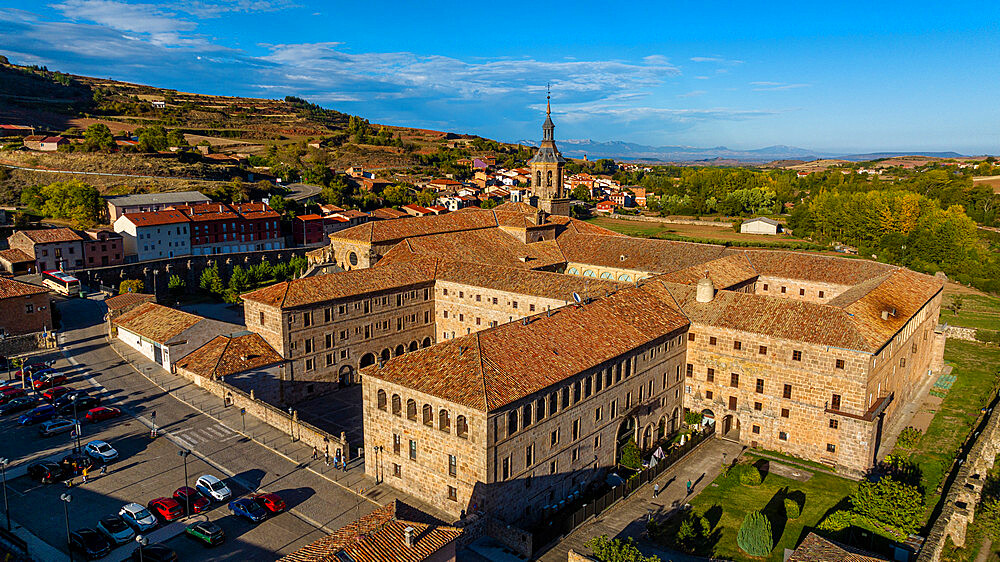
left=404, top=526, right=415, bottom=547
left=881, top=308, right=897, bottom=321
left=696, top=274, right=715, bottom=303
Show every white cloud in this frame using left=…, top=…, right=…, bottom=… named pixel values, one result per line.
left=690, top=55, right=743, bottom=64
left=751, top=81, right=810, bottom=91
left=677, top=90, right=707, bottom=98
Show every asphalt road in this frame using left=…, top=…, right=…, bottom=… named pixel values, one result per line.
left=2, top=296, right=380, bottom=560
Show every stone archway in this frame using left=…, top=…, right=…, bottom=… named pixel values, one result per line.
left=380, top=348, right=391, bottom=362
left=421, top=337, right=432, bottom=348
left=615, top=416, right=637, bottom=464
left=359, top=353, right=376, bottom=369
left=408, top=341, right=418, bottom=352
left=394, top=344, right=405, bottom=357
left=338, top=364, right=354, bottom=386
left=722, top=414, right=740, bottom=440
left=642, top=425, right=653, bottom=449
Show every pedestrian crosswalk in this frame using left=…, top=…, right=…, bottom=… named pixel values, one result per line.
left=170, top=423, right=239, bottom=450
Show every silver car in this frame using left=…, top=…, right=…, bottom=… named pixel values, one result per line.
left=119, top=503, right=157, bottom=531
left=96, top=514, right=135, bottom=545
left=85, top=440, right=118, bottom=462
left=38, top=418, right=76, bottom=437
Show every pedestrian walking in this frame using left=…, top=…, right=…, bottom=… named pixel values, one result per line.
left=82, top=467, right=89, bottom=484
left=686, top=479, right=692, bottom=495
left=100, top=465, right=107, bottom=476
left=342, top=459, right=347, bottom=472
left=312, top=447, right=318, bottom=460
left=324, top=450, right=330, bottom=466
left=653, top=483, right=659, bottom=498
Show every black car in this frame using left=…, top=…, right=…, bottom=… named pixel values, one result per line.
left=130, top=544, right=177, bottom=562
left=69, top=528, right=112, bottom=560
left=60, top=453, right=95, bottom=476
left=26, top=461, right=63, bottom=484
left=0, top=396, right=37, bottom=415
left=55, top=395, right=100, bottom=416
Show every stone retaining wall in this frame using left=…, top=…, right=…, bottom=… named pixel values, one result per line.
left=916, top=395, right=1000, bottom=560
left=0, top=331, right=57, bottom=357
left=943, top=326, right=977, bottom=341
left=180, top=368, right=351, bottom=461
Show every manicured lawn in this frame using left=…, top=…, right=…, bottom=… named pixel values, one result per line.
left=680, top=464, right=856, bottom=561
left=941, top=293, right=1000, bottom=332
left=749, top=448, right=837, bottom=474
left=904, top=339, right=1000, bottom=515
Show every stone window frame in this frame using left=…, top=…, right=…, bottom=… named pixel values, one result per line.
left=783, top=384, right=792, bottom=399
left=778, top=431, right=788, bottom=441
left=709, top=336, right=717, bottom=346
left=792, top=350, right=802, bottom=361
left=730, top=373, right=739, bottom=388
left=835, top=359, right=845, bottom=369
left=706, top=390, right=713, bottom=399
left=422, top=404, right=434, bottom=427
left=448, top=455, right=457, bottom=477
left=707, top=368, right=715, bottom=382
left=831, top=394, right=841, bottom=410
left=733, top=340, right=742, bottom=351
left=826, top=443, right=836, bottom=453
left=377, top=390, right=387, bottom=411
left=447, top=486, right=458, bottom=501
left=754, top=401, right=762, bottom=411
left=409, top=439, right=417, bottom=460
left=759, top=346, right=767, bottom=355
left=456, top=416, right=469, bottom=439
left=755, top=379, right=764, bottom=394
left=752, top=425, right=760, bottom=434
left=781, top=408, right=790, bottom=418
left=829, top=419, right=839, bottom=429
left=393, top=463, right=401, bottom=478
left=439, top=410, right=451, bottom=432
left=406, top=399, right=417, bottom=421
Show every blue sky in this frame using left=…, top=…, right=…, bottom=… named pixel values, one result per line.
left=1, top=1, right=998, bottom=154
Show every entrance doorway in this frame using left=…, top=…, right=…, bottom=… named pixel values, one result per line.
left=722, top=414, right=741, bottom=440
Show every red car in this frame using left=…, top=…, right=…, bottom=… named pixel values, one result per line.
left=0, top=387, right=27, bottom=404
left=173, top=487, right=211, bottom=514
left=41, top=386, right=70, bottom=401
left=85, top=407, right=122, bottom=423
left=147, top=497, right=184, bottom=521
left=252, top=493, right=286, bottom=514
left=33, top=373, right=68, bottom=390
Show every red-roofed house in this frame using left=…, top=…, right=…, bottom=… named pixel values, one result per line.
left=595, top=200, right=616, bottom=212
left=427, top=178, right=463, bottom=191
left=82, top=229, right=125, bottom=267
left=113, top=210, right=191, bottom=262
left=233, top=202, right=285, bottom=251
left=401, top=204, right=433, bottom=217
left=0, top=277, right=51, bottom=336
left=173, top=203, right=243, bottom=255
left=294, top=214, right=326, bottom=246
left=7, top=228, right=86, bottom=271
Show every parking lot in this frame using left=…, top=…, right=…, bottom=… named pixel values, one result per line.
left=0, top=296, right=396, bottom=560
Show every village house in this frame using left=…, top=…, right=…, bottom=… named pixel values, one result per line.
left=114, top=302, right=234, bottom=372
left=427, top=178, right=464, bottom=192
left=82, top=229, right=125, bottom=267
left=7, top=228, right=86, bottom=271
left=113, top=210, right=191, bottom=262
left=22, top=135, right=67, bottom=151
left=104, top=191, right=212, bottom=223
left=0, top=277, right=52, bottom=336
left=293, top=214, right=326, bottom=246
left=0, top=248, right=35, bottom=275
left=740, top=217, right=783, bottom=235
left=232, top=202, right=285, bottom=252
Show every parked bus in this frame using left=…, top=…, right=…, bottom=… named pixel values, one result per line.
left=42, top=270, right=81, bottom=296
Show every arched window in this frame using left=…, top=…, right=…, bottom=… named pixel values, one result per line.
left=381, top=349, right=391, bottom=362
left=439, top=409, right=450, bottom=432
left=421, top=337, right=432, bottom=348
left=391, top=394, right=402, bottom=416
left=456, top=415, right=469, bottom=439
left=535, top=171, right=541, bottom=186
left=422, top=404, right=433, bottom=426
left=395, top=344, right=405, bottom=357
left=507, top=410, right=518, bottom=436
left=377, top=389, right=387, bottom=411
left=523, top=402, right=532, bottom=428
left=657, top=416, right=666, bottom=439
left=567, top=267, right=579, bottom=275
left=406, top=399, right=417, bottom=421
left=408, top=341, right=418, bottom=352
left=618, top=274, right=632, bottom=282
left=546, top=170, right=553, bottom=187
left=600, top=272, right=613, bottom=279
left=583, top=270, right=595, bottom=277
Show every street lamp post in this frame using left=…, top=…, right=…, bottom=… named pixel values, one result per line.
left=60, top=493, right=72, bottom=562
left=287, top=407, right=294, bottom=442
left=135, top=535, right=148, bottom=562
left=371, top=446, right=379, bottom=483
left=177, top=450, right=191, bottom=516
left=0, top=457, right=10, bottom=531
left=240, top=407, right=246, bottom=433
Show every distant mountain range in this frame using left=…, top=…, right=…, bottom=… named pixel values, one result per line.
left=515, top=138, right=966, bottom=163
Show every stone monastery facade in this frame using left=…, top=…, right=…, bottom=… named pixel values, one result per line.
left=241, top=200, right=945, bottom=524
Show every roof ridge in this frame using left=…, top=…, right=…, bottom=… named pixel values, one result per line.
left=280, top=281, right=291, bottom=309
left=213, top=335, right=232, bottom=378
left=475, top=332, right=491, bottom=411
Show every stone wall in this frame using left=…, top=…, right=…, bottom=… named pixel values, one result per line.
left=178, top=367, right=351, bottom=460
left=434, top=281, right=573, bottom=340
left=943, top=325, right=977, bottom=341
left=917, top=394, right=1000, bottom=561
left=754, top=276, right=852, bottom=303
left=69, top=248, right=308, bottom=298
left=0, top=331, right=57, bottom=357
left=0, top=291, right=52, bottom=336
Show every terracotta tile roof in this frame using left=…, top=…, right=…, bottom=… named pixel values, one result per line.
left=657, top=253, right=758, bottom=290
left=173, top=203, right=240, bottom=222
left=297, top=214, right=324, bottom=222
left=493, top=201, right=539, bottom=214
left=787, top=532, right=888, bottom=561
left=104, top=293, right=155, bottom=311
left=0, top=277, right=47, bottom=299
left=370, top=207, right=408, bottom=220
left=668, top=267, right=942, bottom=353
left=364, top=282, right=688, bottom=411
left=278, top=500, right=461, bottom=562
left=112, top=302, right=204, bottom=344
left=174, top=332, right=283, bottom=378
left=556, top=232, right=729, bottom=274
left=742, top=250, right=897, bottom=285
left=331, top=209, right=498, bottom=244
left=0, top=248, right=34, bottom=263
left=398, top=228, right=567, bottom=270
left=431, top=259, right=623, bottom=301
left=338, top=210, right=370, bottom=219
left=233, top=202, right=280, bottom=220
left=120, top=210, right=191, bottom=227
left=16, top=228, right=84, bottom=244
left=241, top=261, right=436, bottom=309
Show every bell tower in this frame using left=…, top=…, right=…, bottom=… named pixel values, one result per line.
left=528, top=86, right=569, bottom=216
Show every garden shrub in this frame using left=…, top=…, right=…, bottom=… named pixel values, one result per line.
left=851, top=477, right=924, bottom=536
left=736, top=510, right=773, bottom=557
left=675, top=512, right=712, bottom=553
left=620, top=439, right=642, bottom=470
left=784, top=497, right=801, bottom=519
left=896, top=427, right=922, bottom=449
left=817, top=510, right=855, bottom=533
left=732, top=463, right=762, bottom=486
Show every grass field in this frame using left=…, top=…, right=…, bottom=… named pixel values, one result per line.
left=941, top=293, right=1000, bottom=331
left=677, top=464, right=856, bottom=561
left=586, top=216, right=814, bottom=246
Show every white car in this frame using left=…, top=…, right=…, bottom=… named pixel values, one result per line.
left=195, top=474, right=231, bottom=501
left=119, top=503, right=157, bottom=531
left=84, top=440, right=118, bottom=462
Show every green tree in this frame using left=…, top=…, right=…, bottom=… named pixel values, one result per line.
left=383, top=184, right=415, bottom=207
left=167, top=274, right=185, bottom=295
left=119, top=279, right=144, bottom=294
left=784, top=498, right=801, bottom=519
left=21, top=180, right=102, bottom=227
left=850, top=477, right=924, bottom=535
left=586, top=536, right=662, bottom=562
left=416, top=188, right=437, bottom=207
left=228, top=265, right=253, bottom=295
left=619, top=439, right=642, bottom=470
left=980, top=498, right=1000, bottom=540
left=571, top=185, right=592, bottom=201
left=675, top=512, right=712, bottom=553
left=135, top=125, right=168, bottom=152
left=736, top=511, right=773, bottom=557
left=166, top=129, right=187, bottom=147
left=199, top=265, right=225, bottom=296
left=83, top=123, right=116, bottom=152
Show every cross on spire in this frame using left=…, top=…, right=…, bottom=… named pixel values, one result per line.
left=546, top=82, right=551, bottom=115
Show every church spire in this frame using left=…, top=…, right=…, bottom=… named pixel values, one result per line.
left=542, top=83, right=554, bottom=141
